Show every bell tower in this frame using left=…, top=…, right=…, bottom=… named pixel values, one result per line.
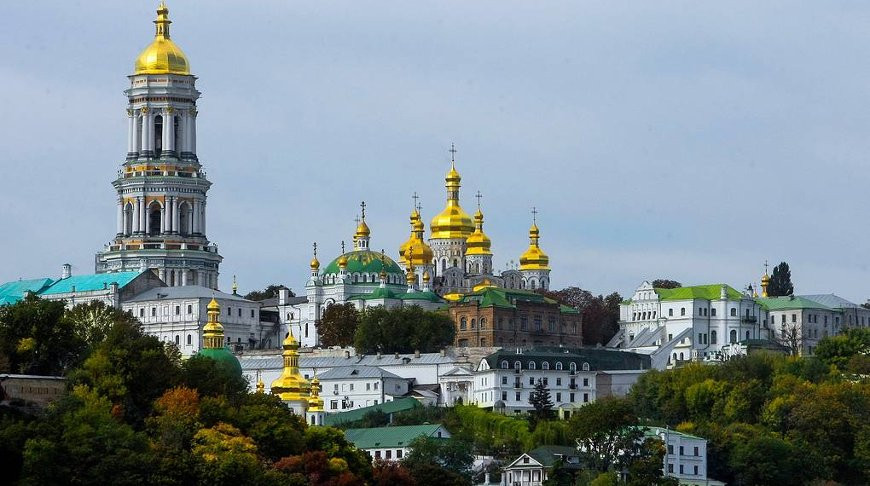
left=95, top=2, right=222, bottom=288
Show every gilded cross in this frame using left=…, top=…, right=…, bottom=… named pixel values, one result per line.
left=449, top=143, right=457, bottom=162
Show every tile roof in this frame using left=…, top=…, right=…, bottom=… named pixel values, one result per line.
left=344, top=424, right=446, bottom=449
left=527, top=445, right=582, bottom=467
left=238, top=352, right=458, bottom=371
left=482, top=347, right=650, bottom=371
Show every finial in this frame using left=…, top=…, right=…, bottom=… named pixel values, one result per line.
left=475, top=191, right=483, bottom=210
left=313, top=242, right=317, bottom=259
left=154, top=1, right=172, bottom=39
left=531, top=206, right=538, bottom=224
left=449, top=143, right=458, bottom=165
left=232, top=275, right=238, bottom=295
left=763, top=260, right=769, bottom=274
left=416, top=201, right=422, bottom=214
left=341, top=240, right=346, bottom=254
left=360, top=201, right=366, bottom=220
left=412, top=192, right=420, bottom=211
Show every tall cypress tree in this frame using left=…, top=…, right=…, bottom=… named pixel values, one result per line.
left=768, top=262, right=794, bottom=297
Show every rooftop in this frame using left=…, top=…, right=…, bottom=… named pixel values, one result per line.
left=41, top=271, right=143, bottom=295
left=756, top=296, right=834, bottom=311
left=344, top=423, right=446, bottom=449
left=323, top=396, right=422, bottom=426
left=482, top=347, right=651, bottom=371
left=315, top=365, right=402, bottom=381
left=125, top=285, right=251, bottom=303
left=456, top=287, right=579, bottom=313
left=655, top=284, right=746, bottom=302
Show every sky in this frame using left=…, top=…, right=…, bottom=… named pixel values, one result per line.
left=2, top=1, right=870, bottom=302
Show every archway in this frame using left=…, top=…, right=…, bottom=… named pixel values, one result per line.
left=147, top=201, right=162, bottom=236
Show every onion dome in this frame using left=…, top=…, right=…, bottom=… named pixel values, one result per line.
left=310, top=242, right=320, bottom=271
left=519, top=223, right=550, bottom=270
left=430, top=162, right=474, bottom=239
left=307, top=377, right=324, bottom=412
left=400, top=208, right=435, bottom=267
left=270, top=331, right=311, bottom=402
left=422, top=270, right=431, bottom=283
left=134, top=3, right=190, bottom=75
left=472, top=278, right=498, bottom=292
left=465, top=209, right=492, bottom=256
left=197, top=298, right=242, bottom=376
left=399, top=209, right=421, bottom=264
left=255, top=370, right=265, bottom=394
left=760, top=264, right=770, bottom=298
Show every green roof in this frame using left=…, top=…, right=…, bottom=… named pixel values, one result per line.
left=324, top=397, right=422, bottom=426
left=527, top=445, right=581, bottom=467
left=344, top=424, right=446, bottom=449
left=42, top=272, right=142, bottom=295
left=755, top=296, right=833, bottom=311
left=322, top=250, right=404, bottom=277
left=197, top=347, right=243, bottom=376
left=356, top=286, right=400, bottom=300
left=457, top=287, right=575, bottom=313
left=0, top=278, right=54, bottom=305
left=398, top=290, right=445, bottom=303
left=655, top=284, right=745, bottom=301
left=640, top=426, right=706, bottom=442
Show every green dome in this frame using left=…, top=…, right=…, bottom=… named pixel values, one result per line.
left=322, top=250, right=405, bottom=278
left=197, top=347, right=243, bottom=376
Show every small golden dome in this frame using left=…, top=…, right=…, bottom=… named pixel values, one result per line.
left=400, top=207, right=435, bottom=266
left=283, top=330, right=299, bottom=348
left=407, top=268, right=417, bottom=284
left=355, top=219, right=371, bottom=239
left=422, top=270, right=431, bottom=282
left=473, top=279, right=498, bottom=292
left=338, top=254, right=348, bottom=268
left=443, top=292, right=464, bottom=301
left=207, top=297, right=220, bottom=312
left=465, top=208, right=493, bottom=256
left=519, top=223, right=550, bottom=270
left=134, top=3, right=190, bottom=75
left=270, top=330, right=311, bottom=402
left=310, top=242, right=320, bottom=270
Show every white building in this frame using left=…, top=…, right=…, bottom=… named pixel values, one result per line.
left=315, top=365, right=411, bottom=412
left=758, top=295, right=845, bottom=355
left=344, top=424, right=451, bottom=462
left=642, top=427, right=723, bottom=486
left=123, top=285, right=263, bottom=356
left=469, top=348, right=651, bottom=414
left=501, top=446, right=581, bottom=486
left=613, top=282, right=769, bottom=368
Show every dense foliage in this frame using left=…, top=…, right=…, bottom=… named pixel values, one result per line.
left=768, top=261, right=794, bottom=297
left=317, top=302, right=360, bottom=347
left=538, top=287, right=621, bottom=345
left=243, top=284, right=292, bottom=302
left=651, top=279, right=681, bottom=289
left=353, top=305, right=455, bottom=354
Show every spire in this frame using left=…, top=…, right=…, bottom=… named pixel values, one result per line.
left=519, top=207, right=550, bottom=271
left=760, top=260, right=770, bottom=298
left=202, top=298, right=225, bottom=349
left=310, top=242, right=320, bottom=275
left=256, top=369, right=264, bottom=393
left=354, top=201, right=371, bottom=250
left=430, top=143, right=474, bottom=239
left=154, top=2, right=171, bottom=39
left=231, top=275, right=238, bottom=295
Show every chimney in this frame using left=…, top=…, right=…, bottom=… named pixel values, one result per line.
left=344, top=350, right=350, bottom=359
left=61, top=263, right=72, bottom=279
left=394, top=352, right=400, bottom=359
left=414, top=349, right=421, bottom=358
left=440, top=348, right=446, bottom=357
left=278, top=288, right=290, bottom=306
left=377, top=351, right=382, bottom=359
left=720, top=285, right=727, bottom=300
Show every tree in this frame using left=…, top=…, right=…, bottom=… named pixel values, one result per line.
left=243, top=284, right=291, bottom=302
left=775, top=324, right=802, bottom=356
left=0, top=295, right=84, bottom=375
left=354, top=306, right=455, bottom=354
left=372, top=459, right=417, bottom=486
left=767, top=262, right=794, bottom=297
left=538, top=287, right=621, bottom=345
left=181, top=355, right=248, bottom=402
left=815, top=328, right=870, bottom=370
left=191, top=422, right=263, bottom=486
left=317, top=303, right=360, bottom=347
left=567, top=398, right=643, bottom=473
left=651, top=279, right=681, bottom=289
left=64, top=300, right=140, bottom=349
left=528, top=379, right=555, bottom=427
left=403, top=436, right=474, bottom=482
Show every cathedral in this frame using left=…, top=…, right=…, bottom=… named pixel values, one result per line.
left=94, top=3, right=222, bottom=288
left=290, top=152, right=554, bottom=347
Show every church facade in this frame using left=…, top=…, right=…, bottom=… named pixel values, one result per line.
left=95, top=3, right=222, bottom=289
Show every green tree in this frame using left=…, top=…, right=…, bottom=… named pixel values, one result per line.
left=568, top=398, right=643, bottom=473
left=538, top=287, right=621, bottom=345
left=181, top=355, right=248, bottom=402
left=191, top=422, right=263, bottom=486
left=233, top=392, right=306, bottom=461
left=529, top=378, right=555, bottom=427
left=651, top=279, right=681, bottom=289
left=243, top=284, right=291, bottom=301
left=403, top=435, right=474, bottom=482
left=0, top=295, right=83, bottom=375
left=317, top=302, right=360, bottom=347
left=815, top=327, right=870, bottom=370
left=64, top=300, right=139, bottom=349
left=354, top=306, right=454, bottom=354
left=768, top=262, right=794, bottom=297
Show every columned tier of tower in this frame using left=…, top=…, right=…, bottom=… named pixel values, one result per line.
left=125, top=74, right=200, bottom=162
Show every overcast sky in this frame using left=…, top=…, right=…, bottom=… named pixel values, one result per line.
left=2, top=1, right=869, bottom=302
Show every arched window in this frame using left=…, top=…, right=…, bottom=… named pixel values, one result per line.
left=729, top=330, right=737, bottom=343
left=528, top=361, right=536, bottom=370
left=555, top=362, right=563, bottom=371
left=471, top=319, right=476, bottom=329
left=730, top=308, right=737, bottom=317
left=124, top=203, right=133, bottom=235
left=745, top=330, right=750, bottom=340
left=148, top=201, right=162, bottom=236
left=501, top=360, right=509, bottom=369
left=679, top=352, right=684, bottom=360
left=582, top=362, right=590, bottom=371
left=680, top=308, right=686, bottom=316
left=460, top=317, right=467, bottom=330
left=178, top=201, right=192, bottom=236
left=542, top=361, right=550, bottom=370
left=154, top=115, right=164, bottom=157
left=710, top=330, right=717, bottom=344
left=187, top=334, right=191, bottom=345
left=174, top=335, right=179, bottom=345
left=569, top=362, right=577, bottom=372
left=531, top=280, right=536, bottom=290
left=514, top=361, right=522, bottom=370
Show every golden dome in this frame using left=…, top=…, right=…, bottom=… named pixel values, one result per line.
left=206, top=297, right=220, bottom=313
left=519, top=223, right=550, bottom=270
left=355, top=219, right=371, bottom=239
left=134, top=3, right=190, bottom=75
left=465, top=209, right=492, bottom=256
left=308, top=377, right=324, bottom=412
left=430, top=163, right=474, bottom=239
left=310, top=242, right=320, bottom=270
left=400, top=208, right=435, bottom=266
left=270, top=331, right=311, bottom=402
left=473, top=279, right=498, bottom=292
left=443, top=292, right=464, bottom=301
left=338, top=254, right=349, bottom=268
left=407, top=268, right=417, bottom=284
left=422, top=270, right=431, bottom=283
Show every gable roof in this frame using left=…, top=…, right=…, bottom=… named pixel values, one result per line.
left=0, top=278, right=54, bottom=305
left=344, top=424, right=447, bottom=449
left=507, top=445, right=580, bottom=469
left=456, top=287, right=579, bottom=313
left=323, top=397, right=422, bottom=426
left=655, top=284, right=745, bottom=301
left=799, top=294, right=861, bottom=310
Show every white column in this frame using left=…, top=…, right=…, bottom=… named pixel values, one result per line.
left=127, top=111, right=136, bottom=154
left=181, top=270, right=188, bottom=286
left=141, top=110, right=151, bottom=153
left=116, top=198, right=123, bottom=234
left=192, top=200, right=200, bottom=234
left=166, top=112, right=176, bottom=154
left=133, top=197, right=141, bottom=233
left=158, top=268, right=166, bottom=282
left=180, top=113, right=190, bottom=153
left=161, top=110, right=172, bottom=157
left=172, top=198, right=180, bottom=234
left=140, top=196, right=147, bottom=234
left=189, top=109, right=197, bottom=155
left=200, top=202, right=206, bottom=235
left=161, top=204, right=167, bottom=234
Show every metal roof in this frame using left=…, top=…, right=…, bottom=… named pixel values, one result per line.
left=482, top=347, right=650, bottom=371
left=0, top=278, right=54, bottom=305
left=800, top=294, right=862, bottom=310
left=125, top=285, right=251, bottom=303
left=756, top=296, right=834, bottom=311
left=344, top=424, right=447, bottom=449
left=42, top=271, right=143, bottom=295
left=239, top=351, right=458, bottom=371
left=323, top=397, right=422, bottom=426
left=315, top=365, right=402, bottom=380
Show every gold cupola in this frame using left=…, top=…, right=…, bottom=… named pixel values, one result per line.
left=310, top=242, right=320, bottom=271
left=430, top=150, right=474, bottom=239
left=465, top=208, right=493, bottom=256
left=353, top=201, right=371, bottom=250
left=519, top=222, right=550, bottom=271
left=399, top=208, right=422, bottom=264
left=270, top=331, right=311, bottom=402
left=400, top=204, right=435, bottom=267
left=134, top=2, right=191, bottom=75
left=307, top=376, right=324, bottom=412
left=760, top=262, right=770, bottom=298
